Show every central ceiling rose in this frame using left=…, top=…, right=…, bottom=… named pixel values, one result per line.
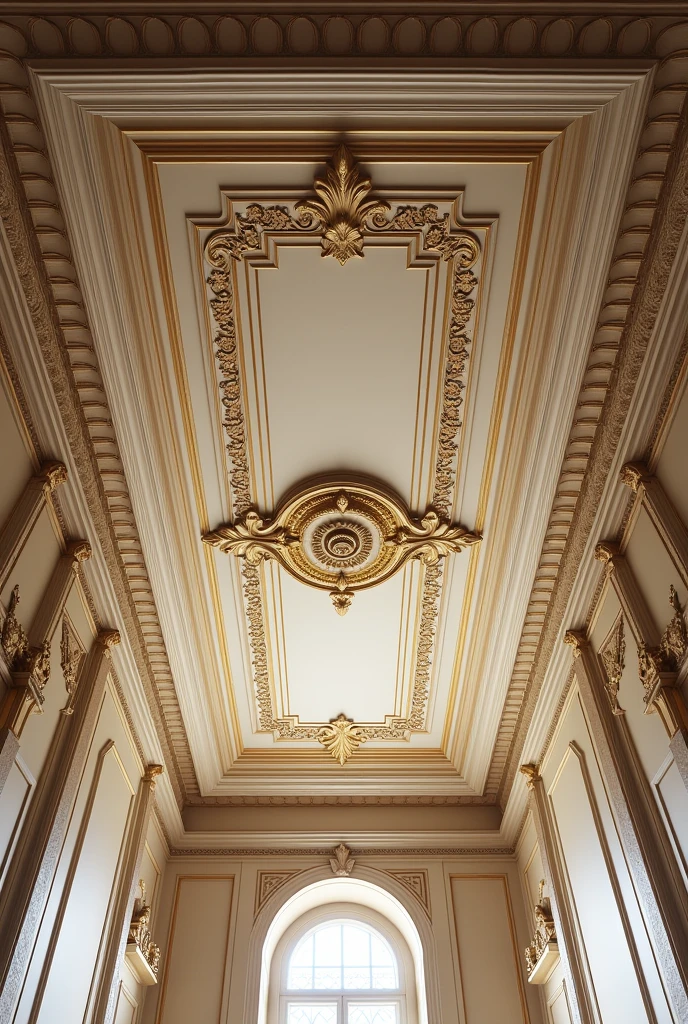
left=203, top=479, right=480, bottom=615
left=310, top=519, right=375, bottom=569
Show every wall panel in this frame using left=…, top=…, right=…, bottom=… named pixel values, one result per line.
left=155, top=876, right=234, bottom=1024
left=34, top=741, right=134, bottom=1023
left=450, top=874, right=528, bottom=1024
left=548, top=744, right=650, bottom=1023
left=0, top=755, right=33, bottom=886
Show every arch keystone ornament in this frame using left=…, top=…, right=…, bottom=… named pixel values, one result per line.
left=203, top=478, right=480, bottom=616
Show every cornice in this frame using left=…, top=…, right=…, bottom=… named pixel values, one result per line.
left=488, top=51, right=688, bottom=806
left=168, top=846, right=516, bottom=857
left=0, top=11, right=685, bottom=62
left=0, top=106, right=190, bottom=806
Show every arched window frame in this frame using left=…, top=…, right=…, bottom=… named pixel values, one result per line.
left=268, top=902, right=419, bottom=1024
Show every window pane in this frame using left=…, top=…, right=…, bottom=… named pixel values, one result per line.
left=287, top=1003, right=338, bottom=1024
left=291, top=935, right=315, bottom=968
left=348, top=1004, right=398, bottom=1024
left=370, top=934, right=394, bottom=968
left=314, top=926, right=342, bottom=967
left=343, top=925, right=370, bottom=967
left=314, top=966, right=343, bottom=989
left=343, top=966, right=371, bottom=990
left=288, top=967, right=314, bottom=990
left=371, top=967, right=397, bottom=990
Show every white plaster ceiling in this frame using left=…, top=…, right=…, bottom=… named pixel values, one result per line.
left=27, top=67, right=650, bottom=799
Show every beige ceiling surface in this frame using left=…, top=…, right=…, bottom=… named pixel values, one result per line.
left=148, top=154, right=530, bottom=766
left=23, top=66, right=651, bottom=803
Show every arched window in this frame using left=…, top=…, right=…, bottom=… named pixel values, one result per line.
left=271, top=904, right=414, bottom=1024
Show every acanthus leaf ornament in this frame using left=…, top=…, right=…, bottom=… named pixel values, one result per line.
left=388, top=510, right=481, bottom=564
left=318, top=714, right=367, bottom=765
left=294, top=145, right=390, bottom=265
left=202, top=510, right=299, bottom=566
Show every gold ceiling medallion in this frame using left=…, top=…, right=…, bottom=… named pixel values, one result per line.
left=203, top=479, right=480, bottom=615
left=318, top=714, right=367, bottom=764
left=294, top=145, right=390, bottom=265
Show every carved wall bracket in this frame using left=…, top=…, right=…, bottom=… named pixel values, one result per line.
left=525, top=880, right=559, bottom=983
left=203, top=479, right=480, bottom=616
left=125, top=879, right=160, bottom=984
left=0, top=585, right=51, bottom=734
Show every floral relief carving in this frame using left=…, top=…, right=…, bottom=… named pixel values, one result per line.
left=255, top=871, right=301, bottom=916
left=59, top=616, right=85, bottom=716
left=599, top=615, right=626, bottom=716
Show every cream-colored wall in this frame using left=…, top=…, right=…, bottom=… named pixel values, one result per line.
left=0, top=364, right=164, bottom=1024
left=516, top=817, right=572, bottom=1024
left=141, top=854, right=542, bottom=1024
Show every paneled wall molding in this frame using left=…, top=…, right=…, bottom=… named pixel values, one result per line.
left=26, top=539, right=91, bottom=652
left=93, top=763, right=164, bottom=1024
left=0, top=539, right=91, bottom=794
left=594, top=542, right=688, bottom=757
left=519, top=764, right=593, bottom=1024
left=0, top=462, right=67, bottom=593
left=621, top=462, right=688, bottom=591
left=0, top=585, right=50, bottom=743
left=563, top=630, right=688, bottom=1019
left=0, top=628, right=120, bottom=1022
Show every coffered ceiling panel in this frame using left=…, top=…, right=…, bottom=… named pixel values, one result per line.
left=25, top=68, right=651, bottom=801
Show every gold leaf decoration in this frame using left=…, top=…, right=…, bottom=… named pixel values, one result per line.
left=295, top=145, right=390, bottom=265
left=318, top=714, right=367, bottom=764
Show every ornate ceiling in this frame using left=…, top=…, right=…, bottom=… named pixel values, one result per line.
left=1, top=5, right=686, bottom=848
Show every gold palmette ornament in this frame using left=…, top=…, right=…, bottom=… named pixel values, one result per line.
left=318, top=715, right=367, bottom=765
left=294, top=145, right=390, bottom=265
left=203, top=478, right=480, bottom=616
